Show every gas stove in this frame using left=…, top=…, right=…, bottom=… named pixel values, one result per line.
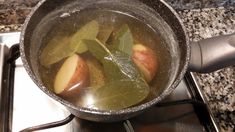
left=0, top=32, right=219, bottom=132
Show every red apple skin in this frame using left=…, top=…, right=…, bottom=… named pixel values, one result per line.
left=56, top=55, right=90, bottom=98
left=132, top=44, right=158, bottom=82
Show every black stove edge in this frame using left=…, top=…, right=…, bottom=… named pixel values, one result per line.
left=0, top=45, right=9, bottom=132
left=0, top=45, right=10, bottom=132
left=184, top=72, right=220, bottom=132
left=0, top=44, right=18, bottom=132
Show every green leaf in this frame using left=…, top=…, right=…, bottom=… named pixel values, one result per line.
left=84, top=39, right=126, bottom=80
left=83, top=39, right=110, bottom=61
left=97, top=25, right=113, bottom=43
left=39, top=20, right=99, bottom=67
left=70, top=20, right=99, bottom=53
left=84, top=39, right=144, bottom=81
left=83, top=39, right=149, bottom=110
left=84, top=79, right=149, bottom=110
left=108, top=24, right=133, bottom=55
left=40, top=36, right=74, bottom=67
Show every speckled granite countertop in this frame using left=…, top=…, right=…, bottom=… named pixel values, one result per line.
left=0, top=0, right=234, bottom=132
left=179, top=7, right=235, bottom=132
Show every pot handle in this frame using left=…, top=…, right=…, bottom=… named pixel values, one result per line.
left=189, top=33, right=235, bottom=73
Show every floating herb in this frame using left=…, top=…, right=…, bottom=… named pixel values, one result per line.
left=40, top=20, right=99, bottom=67
left=40, top=36, right=73, bottom=67
left=85, top=79, right=149, bottom=110
left=84, top=39, right=124, bottom=80
left=108, top=24, right=133, bottom=55
left=83, top=39, right=149, bottom=110
left=70, top=20, right=99, bottom=53
left=97, top=25, right=113, bottom=43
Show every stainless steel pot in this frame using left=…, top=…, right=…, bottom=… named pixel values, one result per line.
left=20, top=0, right=235, bottom=122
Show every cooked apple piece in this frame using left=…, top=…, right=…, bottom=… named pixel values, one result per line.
left=132, top=44, right=158, bottom=82
left=54, top=54, right=89, bottom=97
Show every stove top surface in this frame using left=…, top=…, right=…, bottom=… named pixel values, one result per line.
left=0, top=32, right=219, bottom=132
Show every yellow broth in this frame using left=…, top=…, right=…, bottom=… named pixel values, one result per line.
left=38, top=9, right=172, bottom=110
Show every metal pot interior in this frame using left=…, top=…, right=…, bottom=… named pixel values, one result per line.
left=20, top=0, right=189, bottom=121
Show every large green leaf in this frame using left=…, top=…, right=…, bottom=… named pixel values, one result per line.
left=40, top=36, right=74, bottom=67
left=83, top=39, right=149, bottom=110
left=97, top=25, right=113, bottom=43
left=83, top=39, right=110, bottom=61
left=70, top=20, right=99, bottom=53
left=83, top=39, right=124, bottom=80
left=108, top=24, right=133, bottom=55
left=39, top=20, right=99, bottom=67
left=84, top=79, right=149, bottom=110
